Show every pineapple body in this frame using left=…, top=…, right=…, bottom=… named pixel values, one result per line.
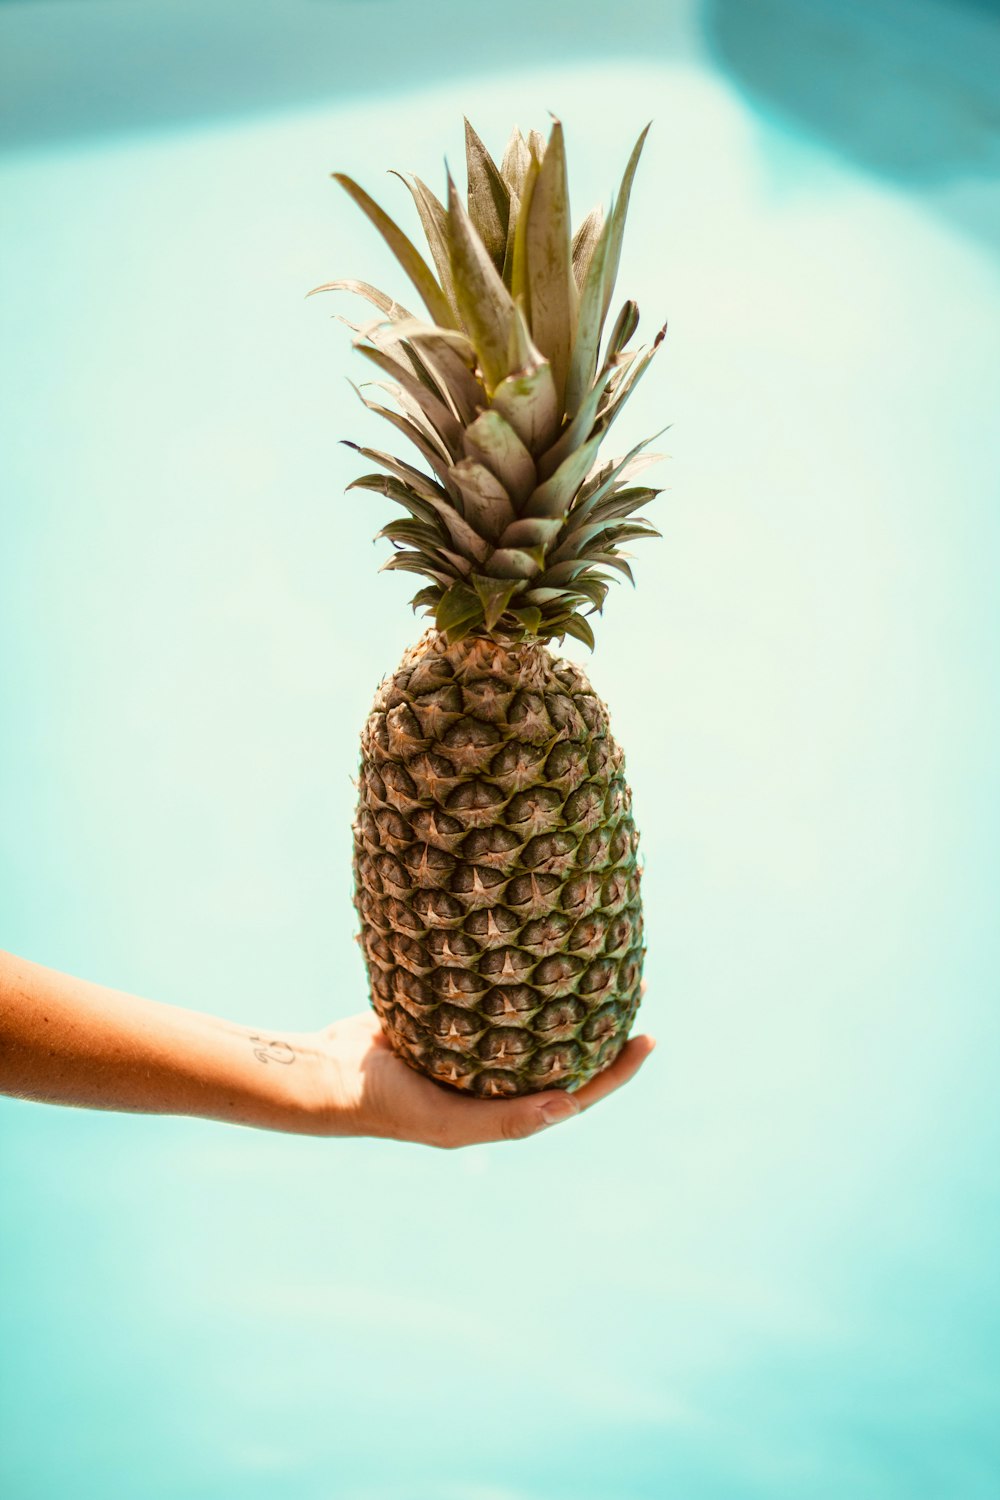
left=354, top=631, right=643, bottom=1097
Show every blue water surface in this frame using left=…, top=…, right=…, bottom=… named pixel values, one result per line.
left=1, top=3, right=999, bottom=1497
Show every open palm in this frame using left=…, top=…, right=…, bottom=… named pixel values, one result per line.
left=318, top=1002, right=654, bottom=1148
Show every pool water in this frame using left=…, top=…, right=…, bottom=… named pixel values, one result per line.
left=1, top=4, right=999, bottom=1497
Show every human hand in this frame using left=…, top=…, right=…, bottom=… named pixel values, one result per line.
left=309, top=1006, right=655, bottom=1148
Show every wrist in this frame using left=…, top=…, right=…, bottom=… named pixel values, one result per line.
left=252, top=1028, right=357, bottom=1138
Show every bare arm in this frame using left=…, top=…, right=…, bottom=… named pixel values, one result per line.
left=0, top=950, right=654, bottom=1147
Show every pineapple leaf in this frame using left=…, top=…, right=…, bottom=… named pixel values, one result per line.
left=388, top=172, right=458, bottom=318
left=386, top=319, right=484, bottom=425
left=409, top=585, right=442, bottom=613
left=588, top=552, right=636, bottom=585
left=602, top=300, right=641, bottom=365
left=510, top=604, right=543, bottom=636
left=446, top=171, right=517, bottom=395
left=378, top=518, right=447, bottom=550
left=563, top=429, right=668, bottom=533
left=354, top=344, right=462, bottom=453
left=524, top=430, right=604, bottom=520
left=472, top=574, right=521, bottom=630
left=332, top=175, right=456, bottom=331
left=347, top=471, right=441, bottom=525
left=484, top=545, right=546, bottom=580
left=464, top=119, right=511, bottom=272
left=491, top=357, right=559, bottom=456
left=562, top=514, right=661, bottom=553
left=564, top=209, right=615, bottom=417
left=498, top=516, right=563, bottom=549
left=571, top=206, right=604, bottom=291
left=510, top=150, right=541, bottom=310
left=520, top=586, right=567, bottom=604
left=564, top=574, right=610, bottom=610
left=523, top=119, right=575, bottom=413
left=463, top=409, right=537, bottom=506
left=578, top=485, right=662, bottom=526
left=535, top=362, right=617, bottom=481
left=562, top=613, right=596, bottom=650
left=534, top=557, right=591, bottom=587
left=435, top=582, right=485, bottom=642
left=600, top=124, right=651, bottom=330
left=564, top=124, right=649, bottom=416
left=500, top=127, right=531, bottom=198
left=348, top=381, right=454, bottom=488
left=596, top=323, right=667, bottom=431
left=307, top=278, right=414, bottom=322
left=348, top=460, right=490, bottom=565
left=381, top=550, right=458, bottom=586
left=344, top=444, right=450, bottom=504
left=447, top=459, right=516, bottom=541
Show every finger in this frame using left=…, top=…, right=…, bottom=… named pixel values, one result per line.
left=441, top=1086, right=581, bottom=1147
left=570, top=1033, right=656, bottom=1113
left=437, top=1036, right=655, bottom=1147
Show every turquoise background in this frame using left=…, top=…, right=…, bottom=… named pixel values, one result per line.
left=1, top=2, right=999, bottom=1496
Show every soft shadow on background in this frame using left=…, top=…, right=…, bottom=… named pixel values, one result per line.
left=1, top=2, right=999, bottom=1498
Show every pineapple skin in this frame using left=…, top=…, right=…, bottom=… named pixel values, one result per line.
left=353, top=630, right=644, bottom=1097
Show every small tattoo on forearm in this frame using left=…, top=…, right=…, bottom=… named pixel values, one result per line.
left=249, top=1035, right=295, bottom=1065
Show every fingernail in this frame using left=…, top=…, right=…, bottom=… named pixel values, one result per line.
left=539, top=1098, right=579, bottom=1129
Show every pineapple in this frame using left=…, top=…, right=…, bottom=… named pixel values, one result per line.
left=314, top=119, right=666, bottom=1098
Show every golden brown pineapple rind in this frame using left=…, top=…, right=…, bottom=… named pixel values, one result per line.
left=354, top=632, right=644, bottom=1097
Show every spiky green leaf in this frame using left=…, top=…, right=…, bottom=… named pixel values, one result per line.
left=447, top=460, right=515, bottom=541
left=382, top=550, right=458, bottom=586
left=600, top=124, right=651, bottom=329
left=354, top=344, right=462, bottom=453
left=524, top=431, right=604, bottom=520
left=463, top=409, right=536, bottom=505
left=410, top=584, right=442, bottom=609
left=602, top=299, right=640, bottom=365
left=332, top=174, right=456, bottom=330
left=348, top=381, right=454, bottom=487
left=344, top=444, right=449, bottom=504
left=564, top=125, right=649, bottom=416
left=500, top=127, right=531, bottom=198
left=472, top=574, right=521, bottom=630
left=435, top=582, right=485, bottom=643
left=571, top=206, right=604, bottom=290
left=510, top=604, right=543, bottom=635
left=536, top=362, right=617, bottom=480
left=562, top=613, right=596, bottom=650
left=483, top=545, right=546, bottom=580
left=464, top=119, right=510, bottom=271
left=490, top=358, right=559, bottom=456
left=306, top=277, right=414, bottom=322
left=510, top=151, right=540, bottom=310
left=523, top=119, right=575, bottom=412
left=446, top=173, right=517, bottom=395
left=348, top=472, right=440, bottom=525
left=498, top=516, right=563, bottom=549
left=388, top=172, right=458, bottom=317
left=386, top=319, right=484, bottom=425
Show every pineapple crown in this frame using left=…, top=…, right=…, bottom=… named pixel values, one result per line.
left=312, top=118, right=666, bottom=650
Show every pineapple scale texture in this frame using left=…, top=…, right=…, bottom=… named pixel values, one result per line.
left=354, top=631, right=644, bottom=1097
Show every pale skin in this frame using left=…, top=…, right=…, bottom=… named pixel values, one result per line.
left=0, top=950, right=655, bottom=1148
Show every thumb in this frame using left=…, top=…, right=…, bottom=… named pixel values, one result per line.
left=496, top=1091, right=580, bottom=1143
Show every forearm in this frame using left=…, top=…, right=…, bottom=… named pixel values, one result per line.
left=0, top=950, right=331, bottom=1134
